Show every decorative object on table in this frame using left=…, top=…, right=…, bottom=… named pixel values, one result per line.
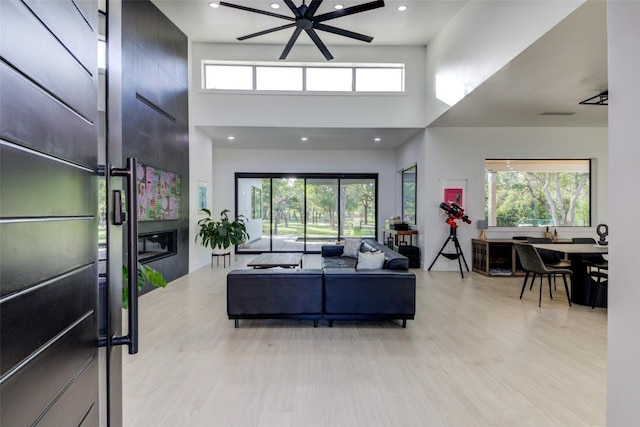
left=476, top=219, right=488, bottom=241
left=121, top=262, right=167, bottom=309
left=196, top=209, right=250, bottom=256
left=596, top=223, right=609, bottom=245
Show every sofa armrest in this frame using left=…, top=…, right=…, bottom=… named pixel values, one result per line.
left=321, top=245, right=344, bottom=257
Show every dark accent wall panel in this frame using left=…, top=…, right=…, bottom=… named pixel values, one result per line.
left=22, top=0, right=98, bottom=73
left=122, top=0, right=189, bottom=284
left=0, top=63, right=97, bottom=166
left=0, top=143, right=96, bottom=217
left=0, top=315, right=96, bottom=427
left=0, top=220, right=97, bottom=297
left=0, top=0, right=97, bottom=124
left=1, top=266, right=96, bottom=375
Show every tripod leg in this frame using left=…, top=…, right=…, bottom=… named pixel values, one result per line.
left=452, top=236, right=470, bottom=272
left=428, top=236, right=452, bottom=271
left=457, top=252, right=464, bottom=278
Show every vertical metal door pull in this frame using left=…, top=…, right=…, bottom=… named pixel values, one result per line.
left=110, top=158, right=139, bottom=354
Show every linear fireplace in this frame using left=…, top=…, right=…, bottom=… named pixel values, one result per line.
left=138, top=230, right=177, bottom=263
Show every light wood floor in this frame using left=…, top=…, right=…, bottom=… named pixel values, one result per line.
left=122, top=256, right=606, bottom=427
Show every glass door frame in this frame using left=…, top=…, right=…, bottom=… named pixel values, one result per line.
left=235, top=173, right=378, bottom=254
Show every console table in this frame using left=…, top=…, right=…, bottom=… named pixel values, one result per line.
left=472, top=238, right=571, bottom=277
left=381, top=229, right=418, bottom=247
left=472, top=239, right=522, bottom=277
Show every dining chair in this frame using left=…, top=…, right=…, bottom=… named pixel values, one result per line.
left=527, top=237, right=571, bottom=290
left=589, top=269, right=608, bottom=309
left=514, top=243, right=572, bottom=307
left=571, top=237, right=609, bottom=271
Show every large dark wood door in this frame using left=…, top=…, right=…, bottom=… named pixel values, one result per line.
left=0, top=0, right=102, bottom=425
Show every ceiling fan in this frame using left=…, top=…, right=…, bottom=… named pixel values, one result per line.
left=219, top=0, right=385, bottom=61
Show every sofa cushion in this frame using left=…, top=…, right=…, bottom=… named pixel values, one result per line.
left=323, top=256, right=357, bottom=269
left=342, top=238, right=362, bottom=258
left=356, top=251, right=385, bottom=270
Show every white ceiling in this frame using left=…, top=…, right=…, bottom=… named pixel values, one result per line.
left=153, top=0, right=608, bottom=149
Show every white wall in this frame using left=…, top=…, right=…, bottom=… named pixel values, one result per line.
left=188, top=126, right=214, bottom=271
left=210, top=148, right=398, bottom=242
left=607, top=1, right=640, bottom=424
left=191, top=43, right=427, bottom=128
left=415, top=127, right=608, bottom=271
left=424, top=0, right=584, bottom=125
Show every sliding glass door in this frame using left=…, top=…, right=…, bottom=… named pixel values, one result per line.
left=236, top=173, right=377, bottom=253
left=306, top=178, right=339, bottom=251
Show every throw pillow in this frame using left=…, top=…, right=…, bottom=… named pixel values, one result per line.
left=342, top=238, right=362, bottom=258
left=356, top=251, right=385, bottom=270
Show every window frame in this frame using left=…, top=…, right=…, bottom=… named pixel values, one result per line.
left=401, top=164, right=417, bottom=225
left=202, top=61, right=405, bottom=94
left=485, top=158, right=592, bottom=228
left=235, top=172, right=379, bottom=253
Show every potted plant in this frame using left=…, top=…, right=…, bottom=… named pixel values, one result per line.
left=122, top=262, right=168, bottom=309
left=196, top=208, right=250, bottom=253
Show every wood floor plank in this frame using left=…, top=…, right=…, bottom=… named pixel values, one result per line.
left=123, top=255, right=606, bottom=426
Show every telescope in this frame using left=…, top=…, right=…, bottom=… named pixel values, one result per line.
left=439, top=202, right=471, bottom=227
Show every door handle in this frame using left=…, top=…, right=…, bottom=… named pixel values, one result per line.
left=110, top=158, right=139, bottom=354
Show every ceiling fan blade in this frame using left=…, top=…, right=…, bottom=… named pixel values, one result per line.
left=279, top=27, right=304, bottom=60
left=304, top=0, right=323, bottom=19
left=219, top=1, right=295, bottom=21
left=282, top=0, right=303, bottom=18
left=314, top=0, right=384, bottom=23
left=314, top=23, right=373, bottom=43
left=305, top=28, right=334, bottom=61
left=237, top=23, right=297, bottom=41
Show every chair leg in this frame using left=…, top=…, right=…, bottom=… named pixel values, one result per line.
left=530, top=273, right=536, bottom=290
left=590, top=275, right=601, bottom=309
left=547, top=274, right=553, bottom=299
left=563, top=274, right=572, bottom=307
left=520, top=272, right=530, bottom=299
left=539, top=275, right=543, bottom=307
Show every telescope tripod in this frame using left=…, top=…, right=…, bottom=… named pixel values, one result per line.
left=428, top=226, right=470, bottom=278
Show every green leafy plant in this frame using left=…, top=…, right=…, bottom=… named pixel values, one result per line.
left=196, top=208, right=250, bottom=251
left=122, top=262, right=168, bottom=309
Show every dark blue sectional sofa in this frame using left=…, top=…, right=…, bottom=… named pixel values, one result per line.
left=227, top=239, right=416, bottom=328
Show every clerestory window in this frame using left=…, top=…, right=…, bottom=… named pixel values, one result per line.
left=203, top=61, right=404, bottom=93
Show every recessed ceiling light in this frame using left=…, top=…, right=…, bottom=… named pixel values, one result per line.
left=227, top=135, right=235, bottom=141
left=374, top=137, right=382, bottom=143
left=301, top=137, right=308, bottom=142
left=397, top=5, right=407, bottom=11
left=334, top=4, right=344, bottom=9
left=208, top=2, right=220, bottom=8
left=270, top=3, right=280, bottom=9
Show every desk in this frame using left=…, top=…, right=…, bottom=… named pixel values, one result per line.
left=381, top=229, right=418, bottom=247
left=531, top=243, right=608, bottom=307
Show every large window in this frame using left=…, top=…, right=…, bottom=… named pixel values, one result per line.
left=485, top=159, right=591, bottom=227
left=203, top=61, right=404, bottom=93
left=236, top=173, right=378, bottom=253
